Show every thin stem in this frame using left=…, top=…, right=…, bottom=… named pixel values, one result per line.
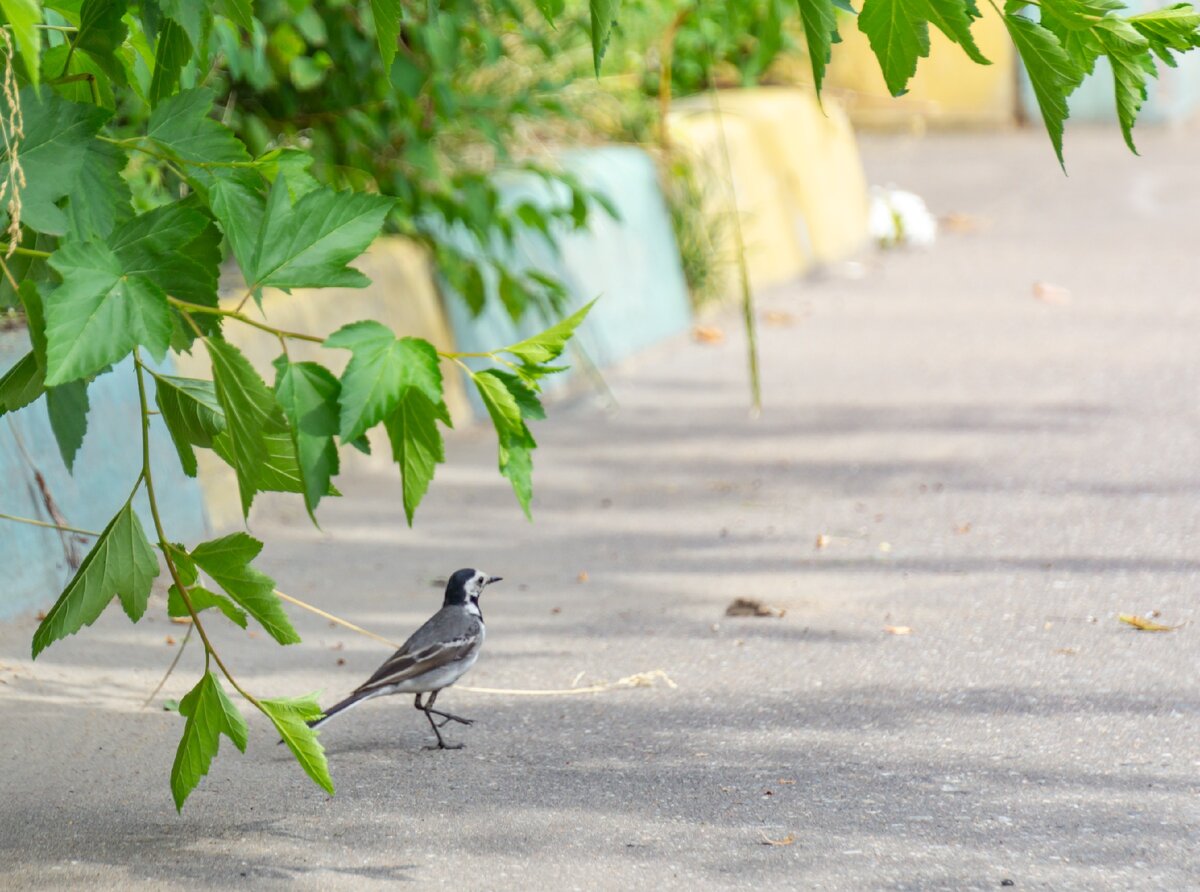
left=142, top=623, right=194, bottom=709
left=0, top=243, right=51, bottom=259
left=168, top=297, right=326, bottom=344
left=706, top=72, right=761, bottom=414
left=0, top=255, right=19, bottom=291
left=233, top=289, right=255, bottom=314
left=0, top=511, right=98, bottom=538
left=132, top=349, right=262, bottom=708
left=99, top=135, right=260, bottom=169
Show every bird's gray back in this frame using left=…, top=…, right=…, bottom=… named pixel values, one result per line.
left=402, top=606, right=482, bottom=652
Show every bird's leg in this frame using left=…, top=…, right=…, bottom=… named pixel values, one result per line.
left=421, top=691, right=464, bottom=750
left=424, top=690, right=472, bottom=725
left=427, top=706, right=474, bottom=727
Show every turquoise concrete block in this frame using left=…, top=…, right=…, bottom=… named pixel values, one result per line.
left=1, top=330, right=210, bottom=620
left=1019, top=8, right=1200, bottom=126
left=439, top=147, right=694, bottom=415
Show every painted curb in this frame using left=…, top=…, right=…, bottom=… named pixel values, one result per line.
left=439, top=146, right=695, bottom=415
left=1, top=330, right=209, bottom=619
left=666, top=88, right=870, bottom=297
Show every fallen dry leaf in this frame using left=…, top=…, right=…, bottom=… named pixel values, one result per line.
left=939, top=212, right=989, bottom=233
left=35, top=611, right=46, bottom=621
left=169, top=616, right=193, bottom=625
left=1118, top=613, right=1180, bottom=632
left=815, top=533, right=831, bottom=549
left=954, top=522, right=972, bottom=535
left=726, top=598, right=786, bottom=618
left=693, top=325, right=725, bottom=344
left=1056, top=647, right=1077, bottom=656
left=778, top=778, right=796, bottom=785
left=1032, top=281, right=1072, bottom=305
left=165, top=636, right=176, bottom=646
left=884, top=625, right=912, bottom=636
left=577, top=571, right=589, bottom=583
left=762, top=310, right=797, bottom=328
left=759, top=832, right=796, bottom=847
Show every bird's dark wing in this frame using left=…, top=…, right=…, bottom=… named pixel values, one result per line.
left=353, top=615, right=481, bottom=695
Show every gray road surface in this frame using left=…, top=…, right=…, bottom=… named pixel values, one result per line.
left=2, top=129, right=1199, bottom=890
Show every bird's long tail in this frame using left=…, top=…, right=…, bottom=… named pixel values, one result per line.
left=310, top=689, right=383, bottom=730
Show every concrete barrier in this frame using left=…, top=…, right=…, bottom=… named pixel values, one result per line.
left=826, top=9, right=1017, bottom=128
left=1, top=330, right=209, bottom=619
left=665, top=88, right=870, bottom=297
left=439, top=146, right=695, bottom=412
left=174, top=238, right=466, bottom=530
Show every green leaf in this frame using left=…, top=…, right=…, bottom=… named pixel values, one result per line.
left=45, top=379, right=90, bottom=472
left=383, top=389, right=445, bottom=525
left=148, top=17, right=193, bottom=107
left=324, top=322, right=448, bottom=443
left=1091, top=16, right=1158, bottom=153
left=160, top=0, right=212, bottom=50
left=0, top=351, right=44, bottom=417
left=247, top=178, right=393, bottom=291
left=473, top=370, right=538, bottom=518
left=501, top=300, right=595, bottom=366
left=171, top=672, right=248, bottom=811
left=109, top=200, right=221, bottom=308
left=32, top=500, right=159, bottom=658
left=153, top=374, right=226, bottom=478
left=533, top=0, right=565, bottom=24
left=1129, top=4, right=1200, bottom=60
left=44, top=240, right=173, bottom=385
left=167, top=584, right=248, bottom=628
left=589, top=0, right=621, bottom=75
left=260, top=694, right=334, bottom=795
left=189, top=533, right=300, bottom=645
left=798, top=0, right=841, bottom=95
left=273, top=358, right=341, bottom=517
left=257, top=147, right=321, bottom=201
left=488, top=370, right=545, bottom=420
left=0, top=0, right=42, bottom=86
left=73, top=0, right=130, bottom=85
left=65, top=138, right=133, bottom=241
left=146, top=89, right=255, bottom=198
left=217, top=0, right=253, bottom=32
left=369, top=0, right=400, bottom=69
left=205, top=338, right=291, bottom=516
left=207, top=177, right=265, bottom=276
left=925, top=0, right=989, bottom=64
left=858, top=0, right=930, bottom=95
left=1006, top=13, right=1081, bottom=166
left=0, top=88, right=109, bottom=236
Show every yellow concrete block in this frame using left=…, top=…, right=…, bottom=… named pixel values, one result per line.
left=699, top=88, right=869, bottom=266
left=826, top=9, right=1016, bottom=128
left=666, top=101, right=812, bottom=296
left=666, top=88, right=868, bottom=300
left=175, top=237, right=465, bottom=530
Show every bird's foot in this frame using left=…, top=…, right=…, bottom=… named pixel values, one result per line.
left=423, top=741, right=465, bottom=751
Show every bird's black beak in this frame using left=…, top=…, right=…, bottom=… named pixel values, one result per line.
left=486, top=576, right=502, bottom=586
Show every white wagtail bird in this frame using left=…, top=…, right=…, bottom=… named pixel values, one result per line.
left=308, top=569, right=500, bottom=749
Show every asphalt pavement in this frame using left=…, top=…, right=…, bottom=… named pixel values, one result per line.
left=2, top=128, right=1198, bottom=890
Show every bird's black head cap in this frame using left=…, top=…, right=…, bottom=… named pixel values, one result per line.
left=444, top=568, right=502, bottom=608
